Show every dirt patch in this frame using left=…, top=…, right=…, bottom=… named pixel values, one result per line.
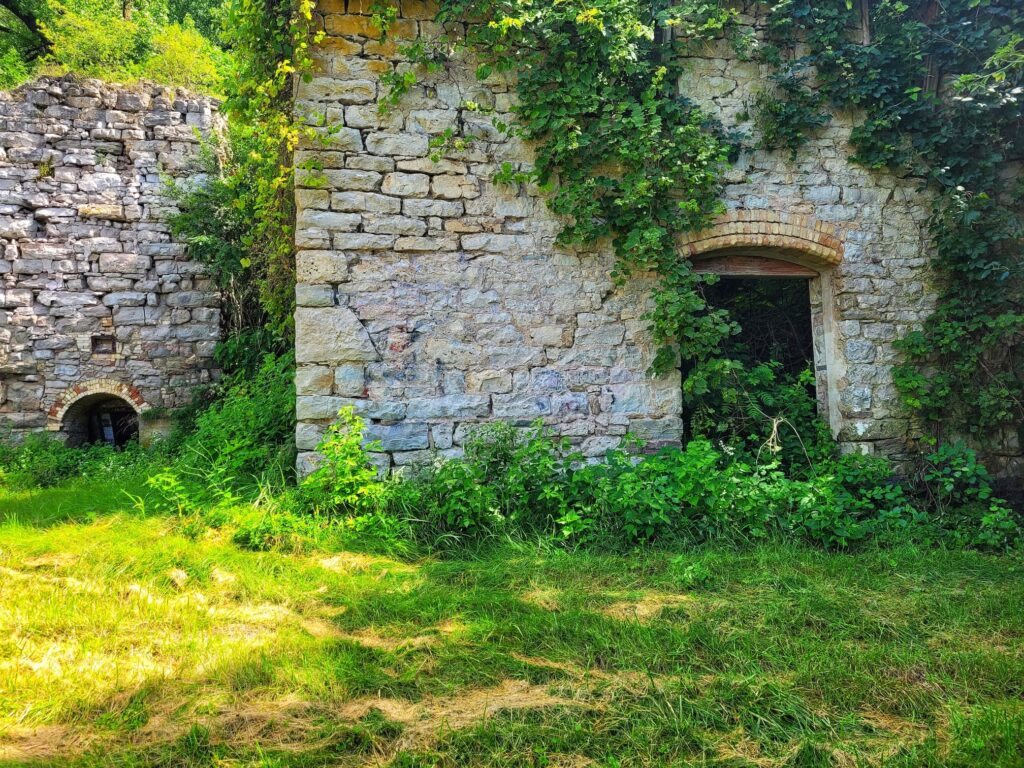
left=521, top=587, right=562, bottom=611
left=0, top=565, right=101, bottom=594
left=600, top=592, right=693, bottom=623
left=341, top=678, right=593, bottom=752
left=318, top=552, right=415, bottom=576
left=0, top=725, right=96, bottom=762
left=21, top=553, right=78, bottom=570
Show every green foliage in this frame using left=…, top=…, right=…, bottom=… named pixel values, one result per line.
left=301, top=407, right=385, bottom=514
left=0, top=41, right=31, bottom=87
left=758, top=0, right=1024, bottom=456
left=140, top=19, right=226, bottom=92
left=0, top=0, right=228, bottom=90
left=33, top=0, right=226, bottom=90
left=386, top=422, right=576, bottom=543
left=162, top=353, right=296, bottom=501
left=752, top=73, right=829, bottom=159
left=380, top=0, right=742, bottom=374
left=304, top=420, right=1021, bottom=553
left=165, top=0, right=322, bottom=338
left=0, top=431, right=154, bottom=490
left=685, top=360, right=834, bottom=475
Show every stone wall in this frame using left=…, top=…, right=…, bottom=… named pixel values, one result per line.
left=0, top=76, right=220, bottom=440
left=294, top=1, right=1020, bottom=476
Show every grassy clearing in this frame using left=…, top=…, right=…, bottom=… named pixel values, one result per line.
left=1, top=483, right=1023, bottom=767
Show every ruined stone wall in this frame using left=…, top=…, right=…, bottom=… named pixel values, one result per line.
left=293, top=1, right=987, bottom=473
left=0, top=76, right=220, bottom=438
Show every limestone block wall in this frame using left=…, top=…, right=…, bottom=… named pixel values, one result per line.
left=0, top=76, right=221, bottom=439
left=294, top=1, right=1016, bottom=473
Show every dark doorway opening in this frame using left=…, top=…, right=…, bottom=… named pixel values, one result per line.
left=705, top=276, right=815, bottom=376
left=681, top=274, right=819, bottom=446
left=62, top=394, right=139, bottom=448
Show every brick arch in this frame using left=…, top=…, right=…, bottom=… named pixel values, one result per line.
left=47, top=379, right=147, bottom=431
left=679, top=210, right=843, bottom=268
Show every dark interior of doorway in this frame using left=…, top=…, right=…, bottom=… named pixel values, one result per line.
left=705, top=276, right=815, bottom=375
left=681, top=276, right=817, bottom=442
left=63, top=395, right=139, bottom=448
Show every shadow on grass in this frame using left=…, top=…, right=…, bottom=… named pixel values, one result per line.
left=3, top=541, right=1023, bottom=767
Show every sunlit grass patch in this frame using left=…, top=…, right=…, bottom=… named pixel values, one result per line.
left=1, top=483, right=1023, bottom=766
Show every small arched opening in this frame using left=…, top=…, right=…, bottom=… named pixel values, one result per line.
left=48, top=380, right=146, bottom=448
left=61, top=393, right=140, bottom=447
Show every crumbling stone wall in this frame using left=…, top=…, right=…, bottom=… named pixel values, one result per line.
left=0, top=76, right=220, bottom=440
left=294, top=1, right=1019, bottom=476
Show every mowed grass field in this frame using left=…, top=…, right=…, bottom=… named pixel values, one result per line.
left=1, top=480, right=1023, bottom=767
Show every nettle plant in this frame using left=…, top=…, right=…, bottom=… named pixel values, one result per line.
left=755, top=0, right=1024, bottom=450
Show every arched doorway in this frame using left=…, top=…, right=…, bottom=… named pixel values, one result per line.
left=48, top=380, right=146, bottom=448
left=61, top=393, right=140, bottom=447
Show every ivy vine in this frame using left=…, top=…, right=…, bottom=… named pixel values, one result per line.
left=755, top=0, right=1023, bottom=452
left=379, top=0, right=747, bottom=376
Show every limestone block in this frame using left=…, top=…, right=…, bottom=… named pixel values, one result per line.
left=296, top=422, right=327, bottom=450
left=367, top=132, right=429, bottom=157
left=331, top=191, right=401, bottom=213
left=406, top=395, right=490, bottom=419
left=295, top=306, right=379, bottom=363
left=432, top=174, right=480, bottom=199
left=299, top=252, right=350, bottom=286
left=297, top=209, right=361, bottom=232
left=364, top=422, right=430, bottom=451
left=492, top=394, right=552, bottom=419
left=402, top=198, right=463, bottom=217
left=296, top=283, right=335, bottom=307
left=297, top=365, right=334, bottom=395
left=333, top=233, right=396, bottom=250
left=98, top=253, right=151, bottom=272
left=467, top=369, right=512, bottom=393
left=381, top=172, right=430, bottom=196
left=363, top=214, right=427, bottom=235
left=334, top=363, right=366, bottom=396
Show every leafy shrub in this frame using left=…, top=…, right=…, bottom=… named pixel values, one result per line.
left=919, top=443, right=1020, bottom=550
left=0, top=431, right=154, bottom=490
left=685, top=359, right=835, bottom=476
left=300, top=408, right=384, bottom=514
left=158, top=353, right=295, bottom=504
left=382, top=422, right=576, bottom=545
left=141, top=21, right=226, bottom=93
left=0, top=45, right=30, bottom=89
left=42, top=8, right=146, bottom=76
left=36, top=0, right=226, bottom=93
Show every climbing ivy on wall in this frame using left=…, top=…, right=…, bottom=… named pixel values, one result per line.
left=755, top=0, right=1023, bottom=447
left=381, top=0, right=747, bottom=375
left=172, top=0, right=322, bottom=362
left=379, top=0, right=1023, bottom=459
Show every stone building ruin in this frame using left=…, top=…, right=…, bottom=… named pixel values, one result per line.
left=290, top=0, right=1024, bottom=477
left=0, top=77, right=220, bottom=446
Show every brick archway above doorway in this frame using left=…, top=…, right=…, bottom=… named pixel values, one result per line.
left=679, top=210, right=844, bottom=268
left=47, top=379, right=147, bottom=432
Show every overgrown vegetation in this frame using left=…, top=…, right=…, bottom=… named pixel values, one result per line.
left=754, top=0, right=1024, bottom=453
left=0, top=0, right=227, bottom=90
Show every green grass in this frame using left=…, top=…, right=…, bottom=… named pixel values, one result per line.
left=1, top=482, right=1023, bottom=767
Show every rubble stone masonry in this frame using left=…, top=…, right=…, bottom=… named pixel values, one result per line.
left=0, top=76, right=220, bottom=440
left=294, top=1, right=1019, bottom=475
